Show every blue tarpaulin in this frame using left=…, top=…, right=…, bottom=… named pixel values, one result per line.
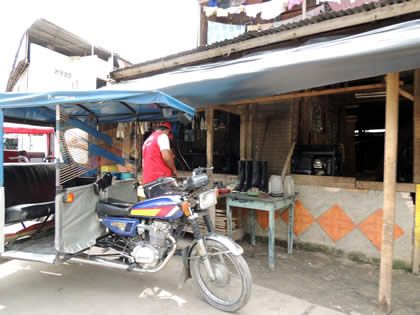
left=0, top=90, right=195, bottom=124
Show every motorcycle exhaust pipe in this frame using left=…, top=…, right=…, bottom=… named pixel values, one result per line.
left=69, top=235, right=177, bottom=273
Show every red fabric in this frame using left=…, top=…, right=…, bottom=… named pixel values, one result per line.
left=142, top=131, right=172, bottom=184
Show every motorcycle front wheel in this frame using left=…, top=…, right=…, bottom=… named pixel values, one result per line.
left=190, top=239, right=252, bottom=312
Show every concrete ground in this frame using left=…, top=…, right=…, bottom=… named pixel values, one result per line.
left=1, top=239, right=419, bottom=315
left=0, top=255, right=345, bottom=315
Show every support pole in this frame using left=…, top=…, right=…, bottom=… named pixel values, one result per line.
left=413, top=69, right=420, bottom=273
left=206, top=106, right=215, bottom=224
left=378, top=72, right=399, bottom=314
left=240, top=106, right=247, bottom=160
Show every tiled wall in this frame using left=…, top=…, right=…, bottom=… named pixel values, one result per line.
left=245, top=184, right=415, bottom=262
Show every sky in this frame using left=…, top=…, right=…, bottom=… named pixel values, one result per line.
left=0, top=0, right=200, bottom=91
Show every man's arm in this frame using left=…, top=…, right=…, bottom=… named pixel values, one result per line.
left=162, top=149, right=177, bottom=177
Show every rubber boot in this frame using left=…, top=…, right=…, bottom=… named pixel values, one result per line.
left=259, top=160, right=268, bottom=192
left=251, top=160, right=261, bottom=189
left=241, top=160, right=253, bottom=192
left=233, top=160, right=245, bottom=192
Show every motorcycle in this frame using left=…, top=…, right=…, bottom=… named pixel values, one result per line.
left=0, top=90, right=251, bottom=312
left=82, top=167, right=252, bottom=312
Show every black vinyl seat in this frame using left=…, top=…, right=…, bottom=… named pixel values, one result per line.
left=96, top=198, right=134, bottom=217
left=5, top=201, right=55, bottom=225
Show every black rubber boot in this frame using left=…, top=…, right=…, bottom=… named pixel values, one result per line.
left=241, top=160, right=253, bottom=192
left=251, top=160, right=261, bottom=189
left=259, top=160, right=269, bottom=192
left=233, top=160, right=245, bottom=192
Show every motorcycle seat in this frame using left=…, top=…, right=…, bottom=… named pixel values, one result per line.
left=96, top=198, right=134, bottom=217
left=5, top=201, right=55, bottom=225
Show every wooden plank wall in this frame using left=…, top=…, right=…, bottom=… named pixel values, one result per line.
left=254, top=102, right=291, bottom=175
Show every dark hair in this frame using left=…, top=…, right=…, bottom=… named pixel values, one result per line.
left=156, top=125, right=169, bottom=132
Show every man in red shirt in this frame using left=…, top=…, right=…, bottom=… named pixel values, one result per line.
left=142, top=122, right=178, bottom=185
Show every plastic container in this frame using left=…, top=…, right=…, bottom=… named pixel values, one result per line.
left=284, top=176, right=295, bottom=195
left=120, top=172, right=135, bottom=180
left=268, top=175, right=283, bottom=195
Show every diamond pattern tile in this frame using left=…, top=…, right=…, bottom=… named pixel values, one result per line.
left=317, top=204, right=356, bottom=242
left=358, top=209, right=405, bottom=250
left=281, top=200, right=315, bottom=236
left=255, top=210, right=281, bottom=231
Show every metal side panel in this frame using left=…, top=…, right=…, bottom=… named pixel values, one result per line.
left=0, top=187, right=4, bottom=254
left=56, top=183, right=105, bottom=254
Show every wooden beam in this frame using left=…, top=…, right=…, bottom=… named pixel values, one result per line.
left=414, top=70, right=420, bottom=183
left=413, top=69, right=420, bottom=274
left=245, top=104, right=255, bottom=160
left=223, top=83, right=392, bottom=106
left=240, top=106, right=247, bottom=160
left=111, top=1, right=420, bottom=81
left=399, top=88, right=414, bottom=102
left=292, top=174, right=356, bottom=189
left=196, top=105, right=241, bottom=115
left=206, top=106, right=215, bottom=225
left=281, top=142, right=296, bottom=181
left=356, top=181, right=415, bottom=193
left=378, top=72, right=400, bottom=314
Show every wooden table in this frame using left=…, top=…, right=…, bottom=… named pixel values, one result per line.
left=226, top=193, right=295, bottom=270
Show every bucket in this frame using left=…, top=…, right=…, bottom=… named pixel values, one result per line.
left=120, top=172, right=135, bottom=180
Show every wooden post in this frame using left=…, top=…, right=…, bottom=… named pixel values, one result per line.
left=240, top=106, right=247, bottom=160
left=413, top=69, right=420, bottom=273
left=206, top=106, right=215, bottom=224
left=246, top=104, right=256, bottom=160
left=378, top=72, right=400, bottom=314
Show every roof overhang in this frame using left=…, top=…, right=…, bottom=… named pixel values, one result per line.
left=111, top=0, right=420, bottom=82
left=108, top=19, right=420, bottom=108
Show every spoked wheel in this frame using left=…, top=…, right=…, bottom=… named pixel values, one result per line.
left=190, top=240, right=252, bottom=312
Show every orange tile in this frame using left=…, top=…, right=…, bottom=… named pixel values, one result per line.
left=255, top=210, right=281, bottom=230
left=281, top=200, right=315, bottom=236
left=358, top=209, right=405, bottom=250
left=317, top=204, right=356, bottom=242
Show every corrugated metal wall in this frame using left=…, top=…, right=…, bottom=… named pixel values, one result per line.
left=254, top=101, right=292, bottom=175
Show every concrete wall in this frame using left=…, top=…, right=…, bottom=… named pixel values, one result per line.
left=246, top=184, right=415, bottom=263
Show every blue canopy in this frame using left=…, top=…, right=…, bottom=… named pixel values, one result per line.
left=0, top=90, right=195, bottom=124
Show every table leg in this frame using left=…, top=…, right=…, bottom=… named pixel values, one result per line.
left=288, top=199, right=295, bottom=254
left=250, top=209, right=256, bottom=246
left=227, top=200, right=232, bottom=239
left=269, top=209, right=275, bottom=271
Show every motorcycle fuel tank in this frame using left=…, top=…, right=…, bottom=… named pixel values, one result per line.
left=130, top=195, right=184, bottom=219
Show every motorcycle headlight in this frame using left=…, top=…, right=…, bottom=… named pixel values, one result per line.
left=198, top=189, right=217, bottom=209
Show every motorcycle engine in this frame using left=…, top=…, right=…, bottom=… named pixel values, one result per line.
left=130, top=221, right=171, bottom=267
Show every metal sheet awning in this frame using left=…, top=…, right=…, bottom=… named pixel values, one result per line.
left=110, top=19, right=420, bottom=108
left=0, top=90, right=195, bottom=124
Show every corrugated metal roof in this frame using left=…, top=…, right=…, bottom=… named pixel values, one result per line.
left=112, top=0, right=413, bottom=77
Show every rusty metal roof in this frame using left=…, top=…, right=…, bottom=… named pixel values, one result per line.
left=112, top=0, right=413, bottom=78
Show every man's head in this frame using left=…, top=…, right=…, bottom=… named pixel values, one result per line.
left=156, top=122, right=173, bottom=139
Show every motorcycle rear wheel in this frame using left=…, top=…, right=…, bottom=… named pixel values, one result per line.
left=190, top=239, right=252, bottom=312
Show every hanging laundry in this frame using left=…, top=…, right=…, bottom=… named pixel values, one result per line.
left=287, top=0, right=303, bottom=10
left=207, top=21, right=246, bottom=45
left=231, top=0, right=247, bottom=6
left=219, top=0, right=232, bottom=8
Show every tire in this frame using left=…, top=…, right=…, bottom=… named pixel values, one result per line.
left=190, top=239, right=252, bottom=312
